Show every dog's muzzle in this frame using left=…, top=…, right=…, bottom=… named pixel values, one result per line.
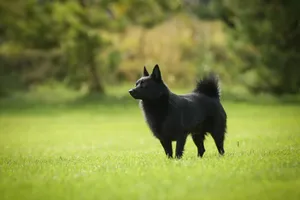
left=128, top=88, right=138, bottom=99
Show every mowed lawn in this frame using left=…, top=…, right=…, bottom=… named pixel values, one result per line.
left=0, top=101, right=300, bottom=200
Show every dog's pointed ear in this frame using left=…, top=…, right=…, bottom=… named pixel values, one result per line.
left=151, top=64, right=162, bottom=81
left=143, top=66, right=149, bottom=76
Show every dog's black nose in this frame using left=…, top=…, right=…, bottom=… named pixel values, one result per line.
left=128, top=89, right=134, bottom=94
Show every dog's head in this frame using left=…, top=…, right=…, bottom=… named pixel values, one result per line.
left=129, top=64, right=168, bottom=101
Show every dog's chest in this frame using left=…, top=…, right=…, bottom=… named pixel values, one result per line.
left=140, top=105, right=185, bottom=141
left=139, top=101, right=169, bottom=139
left=142, top=110, right=164, bottom=137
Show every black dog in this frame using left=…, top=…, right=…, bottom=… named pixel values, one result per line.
left=129, top=64, right=227, bottom=159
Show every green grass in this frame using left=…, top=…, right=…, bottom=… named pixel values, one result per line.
left=0, top=100, right=300, bottom=200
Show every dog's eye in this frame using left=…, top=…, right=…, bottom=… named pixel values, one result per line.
left=141, top=82, right=147, bottom=88
left=141, top=81, right=148, bottom=88
left=136, top=80, right=146, bottom=88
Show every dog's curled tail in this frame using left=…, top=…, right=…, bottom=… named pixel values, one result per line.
left=193, top=73, right=221, bottom=100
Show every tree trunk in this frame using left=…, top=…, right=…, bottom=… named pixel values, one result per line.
left=78, top=0, right=105, bottom=94
left=88, top=62, right=105, bottom=94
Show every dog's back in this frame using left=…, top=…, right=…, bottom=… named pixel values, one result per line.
left=141, top=73, right=226, bottom=140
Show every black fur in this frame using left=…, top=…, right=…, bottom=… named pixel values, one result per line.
left=129, top=64, right=227, bottom=159
left=194, top=72, right=221, bottom=100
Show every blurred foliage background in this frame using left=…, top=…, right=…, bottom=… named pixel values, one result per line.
left=0, top=0, right=299, bottom=100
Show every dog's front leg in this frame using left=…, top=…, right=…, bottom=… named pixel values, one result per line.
left=175, top=135, right=187, bottom=159
left=160, top=140, right=173, bottom=158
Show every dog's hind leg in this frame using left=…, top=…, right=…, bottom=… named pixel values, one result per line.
left=192, top=132, right=206, bottom=157
left=175, top=134, right=188, bottom=159
left=160, top=140, right=173, bottom=158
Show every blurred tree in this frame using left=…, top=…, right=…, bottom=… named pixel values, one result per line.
left=0, top=0, right=181, bottom=96
left=107, top=0, right=181, bottom=62
left=0, top=0, right=110, bottom=94
left=224, top=0, right=300, bottom=94
left=192, top=0, right=300, bottom=94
